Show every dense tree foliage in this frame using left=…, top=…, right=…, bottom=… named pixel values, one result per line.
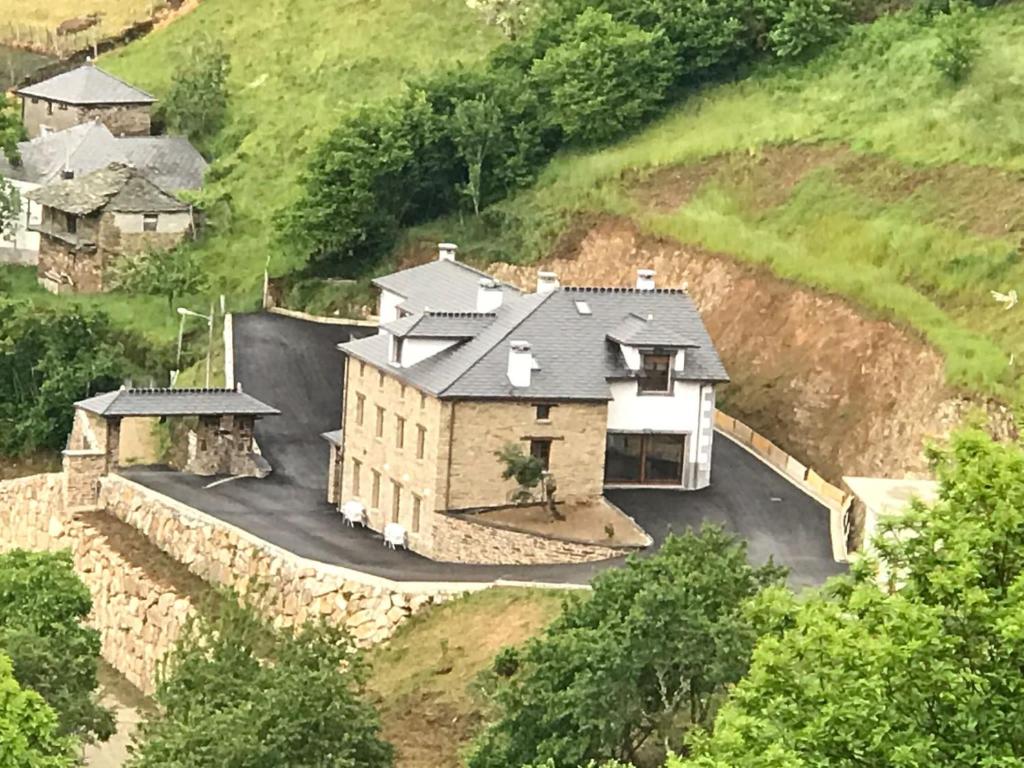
left=0, top=653, right=76, bottom=768
left=0, top=299, right=128, bottom=456
left=0, top=178, right=18, bottom=242
left=0, top=95, right=22, bottom=164
left=110, top=246, right=208, bottom=311
left=677, top=430, right=1024, bottom=766
left=468, top=528, right=786, bottom=768
left=0, top=550, right=114, bottom=745
left=129, top=598, right=394, bottom=768
left=162, top=37, right=231, bottom=144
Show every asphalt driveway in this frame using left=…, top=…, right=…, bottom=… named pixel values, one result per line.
left=122, top=312, right=845, bottom=588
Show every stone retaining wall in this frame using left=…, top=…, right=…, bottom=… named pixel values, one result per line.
left=430, top=512, right=632, bottom=565
left=100, top=475, right=473, bottom=645
left=0, top=474, right=191, bottom=694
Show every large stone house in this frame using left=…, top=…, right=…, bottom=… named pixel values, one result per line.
left=14, top=62, right=156, bottom=139
left=28, top=163, right=194, bottom=294
left=331, top=244, right=728, bottom=559
left=0, top=121, right=206, bottom=265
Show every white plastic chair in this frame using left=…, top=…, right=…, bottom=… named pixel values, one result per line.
left=383, top=522, right=408, bottom=550
left=341, top=500, right=367, bottom=527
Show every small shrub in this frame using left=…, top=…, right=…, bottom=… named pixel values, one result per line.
left=763, top=0, right=856, bottom=58
left=162, top=36, right=231, bottom=144
left=931, top=0, right=980, bottom=83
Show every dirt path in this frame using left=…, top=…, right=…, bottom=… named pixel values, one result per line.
left=489, top=218, right=1015, bottom=488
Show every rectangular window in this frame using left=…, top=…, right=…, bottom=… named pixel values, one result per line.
left=391, top=480, right=401, bottom=523
left=391, top=337, right=403, bottom=365
left=639, top=352, right=672, bottom=393
left=65, top=213, right=77, bottom=234
left=355, top=393, right=365, bottom=426
left=352, top=458, right=362, bottom=496
left=375, top=406, right=385, bottom=438
left=359, top=361, right=365, bottom=377
left=142, top=213, right=159, bottom=232
left=416, top=425, right=426, bottom=459
left=46, top=101, right=52, bottom=115
left=58, top=103, right=67, bottom=111
left=604, top=433, right=685, bottom=485
left=412, top=494, right=422, bottom=533
left=535, top=404, right=552, bottom=421
left=400, top=384, right=407, bottom=399
left=420, top=392, right=426, bottom=410
left=378, top=371, right=385, bottom=389
left=530, top=439, right=552, bottom=471
left=371, top=470, right=381, bottom=508
left=395, top=415, right=405, bottom=449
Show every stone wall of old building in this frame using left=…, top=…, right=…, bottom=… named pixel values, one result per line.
left=100, top=474, right=468, bottom=645
left=446, top=400, right=609, bottom=509
left=21, top=98, right=152, bottom=139
left=429, top=512, right=633, bottom=565
left=0, top=474, right=192, bottom=694
left=36, top=235, right=104, bottom=294
left=101, top=211, right=192, bottom=259
left=184, top=415, right=267, bottom=477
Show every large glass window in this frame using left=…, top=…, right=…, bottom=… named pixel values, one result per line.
left=604, top=433, right=685, bottom=485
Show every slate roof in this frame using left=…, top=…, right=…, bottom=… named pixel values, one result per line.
left=382, top=312, right=497, bottom=339
left=27, top=163, right=190, bottom=215
left=372, top=259, right=521, bottom=314
left=75, top=388, right=280, bottom=417
left=606, top=312, right=700, bottom=348
left=340, top=286, right=728, bottom=401
left=16, top=63, right=155, bottom=105
left=0, top=124, right=207, bottom=192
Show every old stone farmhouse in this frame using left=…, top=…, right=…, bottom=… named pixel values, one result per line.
left=14, top=62, right=156, bottom=139
left=0, top=121, right=206, bottom=265
left=331, top=244, right=727, bottom=559
left=28, top=162, right=194, bottom=294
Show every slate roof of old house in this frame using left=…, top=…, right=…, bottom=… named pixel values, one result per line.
left=372, top=259, right=521, bottom=314
left=340, top=285, right=728, bottom=401
left=27, top=163, right=190, bottom=215
left=0, top=122, right=206, bottom=192
left=15, top=63, right=155, bottom=105
left=75, top=388, right=280, bottom=417
left=381, top=312, right=497, bottom=339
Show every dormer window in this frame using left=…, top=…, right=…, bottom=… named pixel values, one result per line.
left=638, top=352, right=672, bottom=393
left=390, top=336, right=404, bottom=366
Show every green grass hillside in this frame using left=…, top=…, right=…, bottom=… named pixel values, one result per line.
left=442, top=4, right=1024, bottom=404
left=102, top=0, right=499, bottom=300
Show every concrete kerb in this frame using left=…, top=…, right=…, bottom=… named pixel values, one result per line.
left=713, top=428, right=850, bottom=563
left=102, top=475, right=587, bottom=594
left=268, top=306, right=378, bottom=327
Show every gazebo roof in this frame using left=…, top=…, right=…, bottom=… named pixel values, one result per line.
left=75, top=386, right=280, bottom=417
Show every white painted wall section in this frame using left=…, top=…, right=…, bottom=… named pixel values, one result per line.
left=378, top=289, right=404, bottom=325
left=0, top=179, right=41, bottom=261
left=398, top=337, right=459, bottom=367
left=606, top=380, right=702, bottom=433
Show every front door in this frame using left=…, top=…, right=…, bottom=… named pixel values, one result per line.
left=604, top=433, right=686, bottom=485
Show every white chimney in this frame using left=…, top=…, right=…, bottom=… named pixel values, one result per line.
left=477, top=278, right=503, bottom=313
left=636, top=269, right=656, bottom=291
left=507, top=340, right=535, bottom=388
left=438, top=242, right=458, bottom=262
left=536, top=271, right=559, bottom=296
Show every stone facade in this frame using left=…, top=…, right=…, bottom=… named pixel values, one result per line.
left=100, top=475, right=465, bottom=645
left=63, top=409, right=119, bottom=511
left=36, top=208, right=192, bottom=294
left=0, top=474, right=191, bottom=694
left=185, top=415, right=268, bottom=477
left=431, top=512, right=632, bottom=565
left=339, top=360, right=612, bottom=562
left=21, top=98, right=151, bottom=139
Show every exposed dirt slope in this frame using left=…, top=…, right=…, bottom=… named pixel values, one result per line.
left=490, top=218, right=1013, bottom=483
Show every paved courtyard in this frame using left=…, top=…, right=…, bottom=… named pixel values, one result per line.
left=124, top=312, right=846, bottom=588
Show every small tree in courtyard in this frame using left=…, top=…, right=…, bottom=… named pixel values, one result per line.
left=495, top=442, right=561, bottom=519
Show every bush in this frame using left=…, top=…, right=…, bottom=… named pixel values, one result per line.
left=529, top=9, right=675, bottom=145
left=0, top=653, right=76, bottom=767
left=468, top=527, right=787, bottom=768
left=162, top=36, right=231, bottom=144
left=762, top=0, right=856, bottom=58
left=931, top=0, right=980, bottom=83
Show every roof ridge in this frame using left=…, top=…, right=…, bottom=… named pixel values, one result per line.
left=437, top=293, right=554, bottom=396
left=422, top=310, right=496, bottom=318
left=561, top=286, right=685, bottom=294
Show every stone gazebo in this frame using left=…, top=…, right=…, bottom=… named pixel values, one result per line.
left=64, top=385, right=280, bottom=512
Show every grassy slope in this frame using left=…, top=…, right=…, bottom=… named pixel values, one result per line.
left=0, top=0, right=160, bottom=41
left=368, top=588, right=564, bottom=768
left=446, top=5, right=1024, bottom=403
left=102, top=0, right=499, bottom=302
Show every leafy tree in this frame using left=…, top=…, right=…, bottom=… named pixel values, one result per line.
left=529, top=10, right=675, bottom=145
left=129, top=597, right=394, bottom=768
left=759, top=0, right=855, bottom=58
left=467, top=0, right=535, bottom=39
left=0, top=95, right=23, bottom=164
left=682, top=430, right=1024, bottom=767
left=0, top=550, right=115, bottom=744
left=451, top=95, right=504, bottom=215
left=0, top=653, right=77, bottom=768
left=163, top=37, right=231, bottom=143
left=932, top=0, right=980, bottom=83
left=468, top=528, right=787, bottom=768
left=0, top=177, right=19, bottom=242
left=109, top=246, right=208, bottom=311
left=0, top=299, right=127, bottom=456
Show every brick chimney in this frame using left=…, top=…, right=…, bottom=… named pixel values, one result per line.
left=507, top=340, right=535, bottom=388
left=536, top=271, right=559, bottom=296
left=477, top=278, right=503, bottom=313
left=438, top=242, right=458, bottom=262
left=636, top=269, right=656, bottom=291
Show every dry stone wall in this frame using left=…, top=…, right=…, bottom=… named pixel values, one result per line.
left=0, top=474, right=192, bottom=694
left=99, top=475, right=472, bottom=645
